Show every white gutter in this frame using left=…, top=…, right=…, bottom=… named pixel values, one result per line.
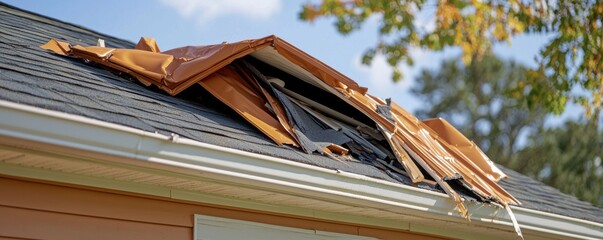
left=0, top=99, right=601, bottom=240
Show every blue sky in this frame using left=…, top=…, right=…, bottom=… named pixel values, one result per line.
left=5, top=0, right=551, bottom=114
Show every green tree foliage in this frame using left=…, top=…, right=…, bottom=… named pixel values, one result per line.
left=514, top=119, right=603, bottom=207
left=412, top=54, right=547, bottom=166
left=413, top=54, right=603, bottom=207
left=300, top=0, right=603, bottom=116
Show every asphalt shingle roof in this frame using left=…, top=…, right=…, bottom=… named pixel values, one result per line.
left=1, top=2, right=602, bottom=223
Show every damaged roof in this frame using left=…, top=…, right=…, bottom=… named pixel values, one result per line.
left=1, top=2, right=602, bottom=224
left=41, top=34, right=518, bottom=217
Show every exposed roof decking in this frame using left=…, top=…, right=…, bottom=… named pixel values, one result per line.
left=0, top=2, right=602, bottom=224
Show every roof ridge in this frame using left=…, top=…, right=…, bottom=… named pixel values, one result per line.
left=0, top=2, right=133, bottom=46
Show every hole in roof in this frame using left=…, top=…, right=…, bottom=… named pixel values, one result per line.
left=244, top=56, right=375, bottom=128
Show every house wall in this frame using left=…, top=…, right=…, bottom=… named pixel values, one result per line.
left=0, top=176, right=448, bottom=240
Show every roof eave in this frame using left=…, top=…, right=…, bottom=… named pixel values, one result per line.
left=0, top=100, right=601, bottom=240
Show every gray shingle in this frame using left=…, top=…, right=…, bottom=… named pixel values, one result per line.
left=0, top=2, right=601, bottom=223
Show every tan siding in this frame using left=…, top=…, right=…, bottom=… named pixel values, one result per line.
left=0, top=237, right=33, bottom=240
left=0, top=178, right=194, bottom=227
left=0, top=176, right=447, bottom=240
left=0, top=206, right=191, bottom=240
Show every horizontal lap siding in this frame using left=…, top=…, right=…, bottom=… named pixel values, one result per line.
left=0, top=205, right=191, bottom=240
left=0, top=176, right=446, bottom=240
left=0, top=177, right=196, bottom=227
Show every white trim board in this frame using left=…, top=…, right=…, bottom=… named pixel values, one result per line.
left=194, top=214, right=378, bottom=240
left=0, top=100, right=602, bottom=240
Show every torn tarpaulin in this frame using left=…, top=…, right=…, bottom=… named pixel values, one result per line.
left=199, top=65, right=298, bottom=147
left=40, top=36, right=522, bottom=237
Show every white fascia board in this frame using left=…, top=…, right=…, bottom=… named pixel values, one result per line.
left=0, top=99, right=602, bottom=240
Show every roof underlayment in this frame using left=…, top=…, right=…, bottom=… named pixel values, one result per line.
left=41, top=35, right=523, bottom=237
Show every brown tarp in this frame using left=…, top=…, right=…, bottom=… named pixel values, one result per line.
left=43, top=36, right=366, bottom=96
left=199, top=66, right=298, bottom=146
left=40, top=35, right=520, bottom=214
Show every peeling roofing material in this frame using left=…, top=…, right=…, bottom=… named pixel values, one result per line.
left=41, top=35, right=518, bottom=215
left=1, top=2, right=603, bottom=225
